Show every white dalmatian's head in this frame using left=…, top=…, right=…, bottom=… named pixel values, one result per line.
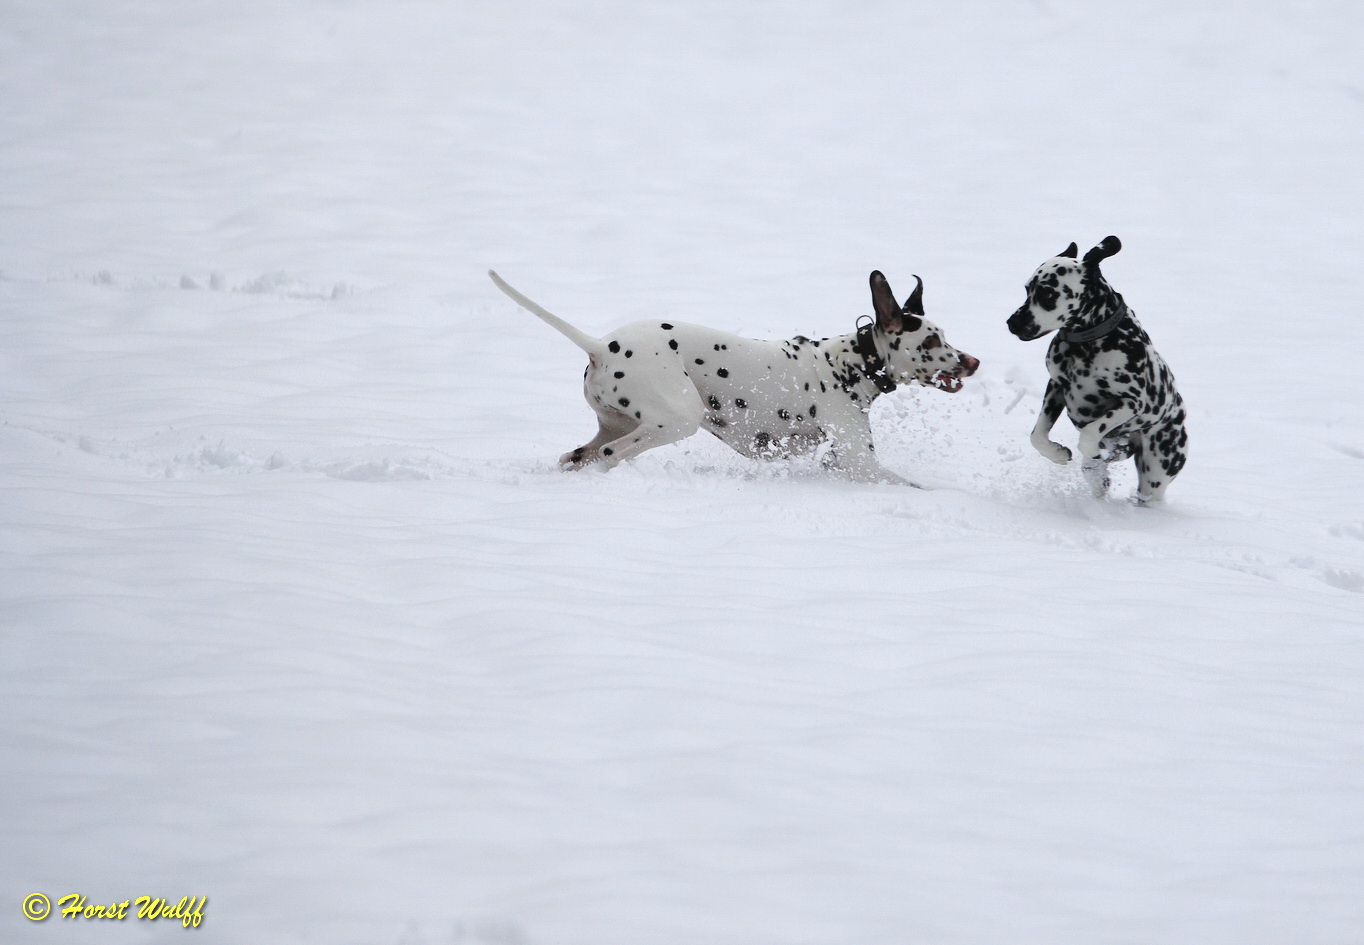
left=869, top=270, right=980, bottom=393
left=1007, top=236, right=1121, bottom=341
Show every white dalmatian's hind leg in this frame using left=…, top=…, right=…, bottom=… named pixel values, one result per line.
left=561, top=406, right=638, bottom=470
left=590, top=370, right=706, bottom=471
left=595, top=410, right=702, bottom=470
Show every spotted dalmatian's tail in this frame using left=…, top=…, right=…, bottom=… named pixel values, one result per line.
left=489, top=270, right=604, bottom=355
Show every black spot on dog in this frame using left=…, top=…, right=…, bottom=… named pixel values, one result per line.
left=809, top=404, right=817, bottom=418
left=624, top=350, right=633, bottom=358
left=716, top=368, right=729, bottom=378
left=608, top=341, right=620, bottom=353
left=694, top=358, right=705, bottom=365
left=614, top=371, right=625, bottom=379
left=777, top=408, right=791, bottom=421
left=708, top=395, right=722, bottom=410
left=1034, top=284, right=1059, bottom=311
left=603, top=447, right=614, bottom=456
left=668, top=339, right=678, bottom=350
left=618, top=397, right=630, bottom=407
left=734, top=398, right=747, bottom=409
left=661, top=323, right=673, bottom=330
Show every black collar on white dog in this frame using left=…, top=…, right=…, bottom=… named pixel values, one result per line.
left=854, top=319, right=898, bottom=393
left=1058, top=303, right=1128, bottom=344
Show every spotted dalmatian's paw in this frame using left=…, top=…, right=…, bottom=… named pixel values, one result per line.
left=1032, top=437, right=1072, bottom=465
left=1077, top=430, right=1108, bottom=461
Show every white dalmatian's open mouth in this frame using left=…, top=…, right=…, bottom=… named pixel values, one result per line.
left=929, top=371, right=963, bottom=393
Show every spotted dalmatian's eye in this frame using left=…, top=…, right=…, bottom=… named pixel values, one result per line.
left=922, top=334, right=941, bottom=349
left=1031, top=283, right=1060, bottom=311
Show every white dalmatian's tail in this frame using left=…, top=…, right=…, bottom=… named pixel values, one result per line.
left=489, top=270, right=604, bottom=355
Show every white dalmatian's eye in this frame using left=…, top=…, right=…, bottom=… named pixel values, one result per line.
left=923, top=334, right=941, bottom=349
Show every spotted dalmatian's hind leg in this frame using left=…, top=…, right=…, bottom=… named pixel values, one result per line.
left=1131, top=417, right=1188, bottom=504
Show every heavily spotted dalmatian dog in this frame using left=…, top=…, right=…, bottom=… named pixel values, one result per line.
left=1006, top=236, right=1188, bottom=503
left=490, top=269, right=979, bottom=485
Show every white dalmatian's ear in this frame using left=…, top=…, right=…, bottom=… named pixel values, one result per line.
left=869, top=270, right=905, bottom=333
left=1059, top=242, right=1079, bottom=259
left=900, top=274, right=925, bottom=332
left=1083, top=235, right=1122, bottom=267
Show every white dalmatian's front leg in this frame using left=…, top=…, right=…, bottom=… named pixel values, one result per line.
left=837, top=448, right=915, bottom=486
left=1030, top=378, right=1072, bottom=465
left=821, top=420, right=918, bottom=487
left=1077, top=404, right=1137, bottom=460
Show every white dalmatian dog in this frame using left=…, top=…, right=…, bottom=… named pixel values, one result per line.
left=490, top=269, right=979, bottom=486
left=1006, top=236, right=1189, bottom=503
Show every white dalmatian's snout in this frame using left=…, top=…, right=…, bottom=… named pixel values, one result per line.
left=873, top=272, right=981, bottom=395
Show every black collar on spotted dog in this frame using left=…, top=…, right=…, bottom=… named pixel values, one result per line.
left=854, top=318, right=898, bottom=393
left=1058, top=302, right=1129, bottom=344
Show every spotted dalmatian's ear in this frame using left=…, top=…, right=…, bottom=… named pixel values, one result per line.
left=869, top=270, right=905, bottom=333
left=1059, top=242, right=1078, bottom=259
left=1083, top=235, right=1122, bottom=268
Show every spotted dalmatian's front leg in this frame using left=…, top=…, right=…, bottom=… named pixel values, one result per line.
left=1077, top=404, right=1137, bottom=460
left=1030, top=377, right=1072, bottom=465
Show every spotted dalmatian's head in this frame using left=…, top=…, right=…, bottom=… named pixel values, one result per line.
left=870, top=270, right=980, bottom=393
left=1006, top=236, right=1122, bottom=341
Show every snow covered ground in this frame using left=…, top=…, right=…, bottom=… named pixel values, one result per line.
left=3, top=1, right=1363, bottom=943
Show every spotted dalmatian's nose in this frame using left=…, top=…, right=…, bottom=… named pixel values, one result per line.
left=959, top=354, right=980, bottom=376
